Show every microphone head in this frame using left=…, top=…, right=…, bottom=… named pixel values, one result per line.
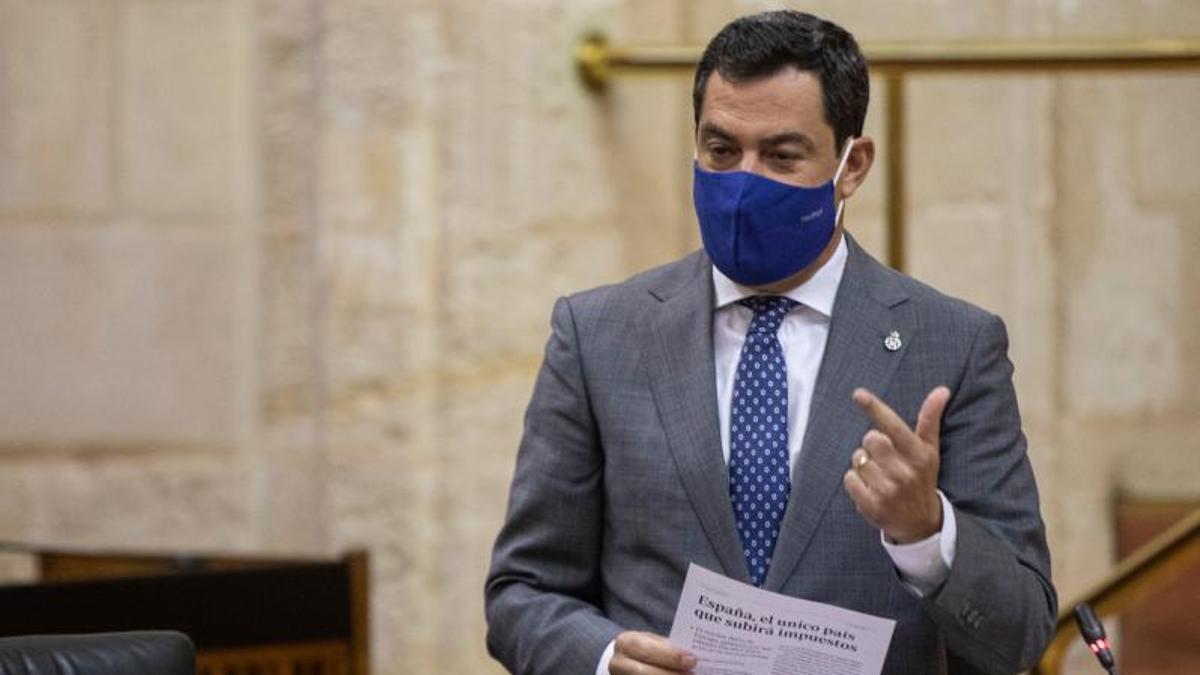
left=1073, top=602, right=1107, bottom=642
left=1073, top=603, right=1115, bottom=669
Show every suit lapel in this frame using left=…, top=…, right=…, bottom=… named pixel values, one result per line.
left=764, top=237, right=915, bottom=590
left=643, top=253, right=749, bottom=583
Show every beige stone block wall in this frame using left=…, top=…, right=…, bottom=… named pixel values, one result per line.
left=119, top=0, right=256, bottom=221
left=0, top=1, right=113, bottom=215
left=0, top=227, right=244, bottom=444
left=0, top=1, right=1197, bottom=674
left=0, top=0, right=262, bottom=553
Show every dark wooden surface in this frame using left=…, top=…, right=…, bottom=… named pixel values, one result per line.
left=0, top=561, right=352, bottom=649
left=1116, top=500, right=1200, bottom=675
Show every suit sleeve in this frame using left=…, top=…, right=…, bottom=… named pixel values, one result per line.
left=921, top=314, right=1057, bottom=674
left=485, top=297, right=621, bottom=674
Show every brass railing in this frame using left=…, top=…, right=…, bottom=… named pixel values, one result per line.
left=1034, top=506, right=1200, bottom=674
left=575, top=34, right=1200, bottom=271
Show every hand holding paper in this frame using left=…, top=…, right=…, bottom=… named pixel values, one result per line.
left=668, top=564, right=895, bottom=675
left=610, top=631, right=697, bottom=675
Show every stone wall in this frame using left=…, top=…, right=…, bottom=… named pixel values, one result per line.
left=1, top=1, right=1197, bottom=673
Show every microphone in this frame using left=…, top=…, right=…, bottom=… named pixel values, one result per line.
left=1073, top=602, right=1117, bottom=674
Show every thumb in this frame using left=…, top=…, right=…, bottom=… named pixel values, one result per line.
left=915, top=386, right=951, bottom=446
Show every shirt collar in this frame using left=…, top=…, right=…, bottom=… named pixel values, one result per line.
left=712, top=234, right=848, bottom=318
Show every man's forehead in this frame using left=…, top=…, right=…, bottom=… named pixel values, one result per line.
left=699, top=68, right=832, bottom=144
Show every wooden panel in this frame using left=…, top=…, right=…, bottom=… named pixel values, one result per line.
left=39, top=551, right=314, bottom=582
left=0, top=550, right=369, bottom=675
left=1116, top=499, right=1200, bottom=675
left=197, top=640, right=346, bottom=675
left=345, top=552, right=369, bottom=675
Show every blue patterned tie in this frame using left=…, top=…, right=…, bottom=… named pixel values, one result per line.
left=729, top=295, right=796, bottom=587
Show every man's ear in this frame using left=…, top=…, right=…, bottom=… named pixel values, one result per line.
left=839, top=136, right=875, bottom=200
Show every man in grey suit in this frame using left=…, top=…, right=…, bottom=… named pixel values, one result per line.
left=486, top=10, right=1055, bottom=675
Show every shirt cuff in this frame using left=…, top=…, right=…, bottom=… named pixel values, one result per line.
left=880, top=490, right=957, bottom=597
left=596, top=639, right=615, bottom=675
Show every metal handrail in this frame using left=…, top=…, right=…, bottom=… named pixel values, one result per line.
left=577, top=35, right=1200, bottom=86
left=1034, top=506, right=1200, bottom=674
left=575, top=34, right=1200, bottom=271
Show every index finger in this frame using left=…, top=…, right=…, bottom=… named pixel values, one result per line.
left=852, top=388, right=917, bottom=452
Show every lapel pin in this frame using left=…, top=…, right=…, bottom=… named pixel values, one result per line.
left=884, top=331, right=902, bottom=352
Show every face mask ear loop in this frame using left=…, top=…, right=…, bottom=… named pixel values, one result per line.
left=833, top=138, right=855, bottom=224
left=833, top=138, right=855, bottom=186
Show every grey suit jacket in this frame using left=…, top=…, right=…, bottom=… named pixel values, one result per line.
left=486, top=237, right=1056, bottom=675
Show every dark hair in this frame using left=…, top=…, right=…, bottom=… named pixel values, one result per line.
left=693, top=11, right=869, bottom=151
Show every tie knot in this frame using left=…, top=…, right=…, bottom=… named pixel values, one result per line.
left=739, top=296, right=796, bottom=335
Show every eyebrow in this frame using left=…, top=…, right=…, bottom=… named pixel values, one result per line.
left=698, top=122, right=817, bottom=154
left=697, top=122, right=737, bottom=143
left=761, top=132, right=816, bottom=154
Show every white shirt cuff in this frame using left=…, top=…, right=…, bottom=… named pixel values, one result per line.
left=880, top=490, right=957, bottom=597
left=596, top=639, right=615, bottom=675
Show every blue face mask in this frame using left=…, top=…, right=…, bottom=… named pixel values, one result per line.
left=694, top=141, right=854, bottom=286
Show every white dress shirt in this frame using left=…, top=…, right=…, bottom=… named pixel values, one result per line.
left=596, top=235, right=955, bottom=674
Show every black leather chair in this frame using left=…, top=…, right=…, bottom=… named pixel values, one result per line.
left=0, top=632, right=194, bottom=675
